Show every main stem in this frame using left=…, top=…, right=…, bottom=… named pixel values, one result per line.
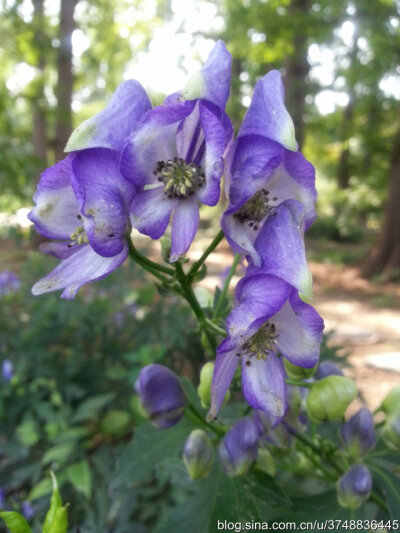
left=188, top=229, right=225, bottom=277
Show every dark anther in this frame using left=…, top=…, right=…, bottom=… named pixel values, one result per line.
left=108, top=233, right=115, bottom=238
left=77, top=214, right=82, bottom=220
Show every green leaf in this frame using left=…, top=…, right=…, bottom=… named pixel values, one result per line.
left=43, top=472, right=63, bottom=533
left=153, top=465, right=289, bottom=533
left=370, top=462, right=400, bottom=519
left=48, top=506, right=68, bottom=533
left=65, top=459, right=92, bottom=498
left=41, top=444, right=74, bottom=466
left=0, top=512, right=33, bottom=533
left=70, top=393, right=114, bottom=424
left=112, top=419, right=196, bottom=490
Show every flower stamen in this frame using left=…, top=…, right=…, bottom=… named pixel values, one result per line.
left=154, top=157, right=206, bottom=199
left=239, top=322, right=279, bottom=367
left=234, top=189, right=278, bottom=230
left=68, top=226, right=89, bottom=247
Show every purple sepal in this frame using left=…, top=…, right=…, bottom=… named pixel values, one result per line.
left=135, top=364, right=186, bottom=429
left=337, top=464, right=372, bottom=509
left=340, top=407, right=376, bottom=456
left=316, top=361, right=344, bottom=379
left=218, top=417, right=259, bottom=476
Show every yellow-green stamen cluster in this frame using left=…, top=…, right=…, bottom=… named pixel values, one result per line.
left=68, top=221, right=89, bottom=247
left=154, top=157, right=205, bottom=199
left=238, top=322, right=279, bottom=367
left=234, top=188, right=277, bottom=230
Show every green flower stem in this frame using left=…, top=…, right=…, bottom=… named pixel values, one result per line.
left=213, top=253, right=241, bottom=318
left=285, top=379, right=313, bottom=388
left=188, top=229, right=225, bottom=277
left=127, top=236, right=175, bottom=276
left=186, top=403, right=226, bottom=437
left=174, top=262, right=217, bottom=352
left=289, top=428, right=389, bottom=514
left=205, top=318, right=226, bottom=337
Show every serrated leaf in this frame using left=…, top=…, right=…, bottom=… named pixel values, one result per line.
left=70, top=393, right=114, bottom=424
left=65, top=460, right=92, bottom=498
left=111, top=419, right=196, bottom=490
left=0, top=512, right=32, bottom=533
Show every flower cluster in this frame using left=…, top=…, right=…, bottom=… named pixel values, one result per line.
left=29, top=42, right=232, bottom=298
left=30, top=40, right=323, bottom=422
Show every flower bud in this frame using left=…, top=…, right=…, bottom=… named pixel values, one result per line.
left=340, top=407, right=376, bottom=457
left=255, top=447, right=275, bottom=476
left=218, top=417, right=259, bottom=476
left=316, top=361, right=343, bottom=379
left=381, top=412, right=400, bottom=451
left=198, top=362, right=230, bottom=409
left=183, top=429, right=214, bottom=479
left=336, top=464, right=372, bottom=509
left=380, top=386, right=400, bottom=416
left=306, top=376, right=357, bottom=423
left=135, top=364, right=186, bottom=429
left=22, top=500, right=35, bottom=520
left=2, top=360, right=13, bottom=382
left=284, top=359, right=316, bottom=380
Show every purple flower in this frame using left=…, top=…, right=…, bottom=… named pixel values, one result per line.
left=0, top=270, right=21, bottom=297
left=22, top=500, right=35, bottom=520
left=135, top=364, right=187, bottom=428
left=337, top=464, right=372, bottom=509
left=121, top=41, right=233, bottom=262
left=221, top=71, right=316, bottom=267
left=340, top=407, right=376, bottom=457
left=316, top=360, right=344, bottom=379
left=2, top=359, right=13, bottom=381
left=207, top=273, right=323, bottom=422
left=218, top=417, right=259, bottom=476
left=29, top=81, right=151, bottom=299
left=0, top=488, right=5, bottom=509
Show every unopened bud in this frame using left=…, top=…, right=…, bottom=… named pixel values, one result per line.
left=380, top=386, right=400, bottom=416
left=183, top=429, right=214, bottom=479
left=2, top=360, right=13, bottom=382
left=381, top=412, right=400, bottom=451
left=218, top=417, right=259, bottom=476
left=135, top=364, right=186, bottom=429
left=255, top=448, right=275, bottom=477
left=306, top=376, right=357, bottom=423
left=284, top=359, right=316, bottom=380
left=337, top=464, right=372, bottom=509
left=340, top=407, right=376, bottom=457
left=197, top=362, right=230, bottom=409
left=316, top=361, right=343, bottom=379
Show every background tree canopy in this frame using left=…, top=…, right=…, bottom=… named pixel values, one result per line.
left=0, top=0, right=399, bottom=269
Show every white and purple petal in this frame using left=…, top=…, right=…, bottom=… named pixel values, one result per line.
left=32, top=242, right=128, bottom=300
left=71, top=148, right=133, bottom=257
left=274, top=289, right=324, bottom=368
left=242, top=354, right=287, bottom=419
left=181, top=40, right=232, bottom=110
left=248, top=200, right=313, bottom=301
left=120, top=101, right=195, bottom=186
left=130, top=187, right=176, bottom=239
left=28, top=156, right=79, bottom=239
left=170, top=199, right=200, bottom=262
left=238, top=70, right=297, bottom=151
left=66, top=80, right=151, bottom=153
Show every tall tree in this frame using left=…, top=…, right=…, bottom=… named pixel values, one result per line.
left=32, top=0, right=48, bottom=167
left=54, top=0, right=79, bottom=160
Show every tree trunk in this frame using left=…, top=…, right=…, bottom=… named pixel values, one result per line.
left=360, top=107, right=400, bottom=278
left=284, top=0, right=310, bottom=150
left=54, top=0, right=78, bottom=161
left=32, top=0, right=47, bottom=167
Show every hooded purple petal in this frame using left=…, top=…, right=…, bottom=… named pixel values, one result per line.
left=248, top=200, right=313, bottom=300
left=181, top=40, right=232, bottom=110
left=239, top=70, right=297, bottom=151
left=170, top=199, right=199, bottom=262
left=71, top=148, right=133, bottom=257
left=32, top=242, right=128, bottom=300
left=218, top=416, right=259, bottom=476
left=130, top=187, right=176, bottom=239
left=66, top=80, right=151, bottom=152
left=121, top=101, right=195, bottom=186
left=28, top=156, right=78, bottom=239
left=242, top=353, right=287, bottom=418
